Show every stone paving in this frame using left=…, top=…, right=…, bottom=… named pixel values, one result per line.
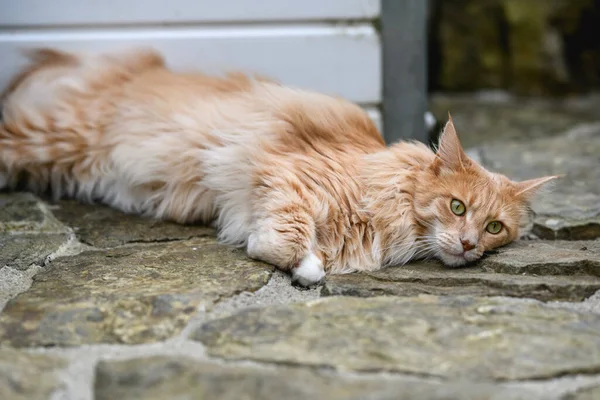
left=1, top=102, right=600, bottom=399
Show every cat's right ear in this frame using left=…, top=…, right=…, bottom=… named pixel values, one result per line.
left=515, top=175, right=562, bottom=198
left=432, top=112, right=469, bottom=173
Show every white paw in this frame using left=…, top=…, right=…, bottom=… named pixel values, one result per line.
left=292, top=252, right=326, bottom=287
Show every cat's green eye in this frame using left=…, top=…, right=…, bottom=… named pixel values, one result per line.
left=450, top=199, right=466, bottom=216
left=486, top=221, right=503, bottom=234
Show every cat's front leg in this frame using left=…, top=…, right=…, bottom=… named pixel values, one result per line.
left=246, top=206, right=325, bottom=287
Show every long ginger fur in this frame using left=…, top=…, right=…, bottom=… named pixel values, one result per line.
left=0, top=48, right=558, bottom=284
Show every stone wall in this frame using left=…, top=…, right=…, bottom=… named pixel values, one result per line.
left=428, top=0, right=600, bottom=95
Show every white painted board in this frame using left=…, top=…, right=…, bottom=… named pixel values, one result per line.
left=0, top=24, right=381, bottom=104
left=0, top=0, right=380, bottom=26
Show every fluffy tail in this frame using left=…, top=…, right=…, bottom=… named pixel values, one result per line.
left=0, top=48, right=77, bottom=103
left=0, top=47, right=165, bottom=195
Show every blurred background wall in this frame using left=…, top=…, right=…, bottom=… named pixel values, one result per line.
left=427, top=0, right=600, bottom=96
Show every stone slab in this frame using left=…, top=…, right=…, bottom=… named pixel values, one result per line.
left=474, top=123, right=600, bottom=240
left=0, top=193, right=70, bottom=270
left=194, top=295, right=600, bottom=381
left=51, top=200, right=214, bottom=248
left=324, top=241, right=600, bottom=302
left=95, top=356, right=540, bottom=400
left=0, top=234, right=69, bottom=271
left=323, top=265, right=599, bottom=303
left=0, top=347, right=66, bottom=400
left=0, top=266, right=41, bottom=312
left=565, top=385, right=600, bottom=400
left=0, top=193, right=67, bottom=234
left=479, top=240, right=600, bottom=276
left=0, top=238, right=273, bottom=347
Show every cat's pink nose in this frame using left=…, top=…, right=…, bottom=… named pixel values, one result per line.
left=461, top=239, right=475, bottom=252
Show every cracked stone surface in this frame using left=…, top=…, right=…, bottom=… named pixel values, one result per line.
left=0, top=238, right=273, bottom=347
left=0, top=347, right=66, bottom=400
left=0, top=193, right=69, bottom=271
left=479, top=240, right=600, bottom=276
left=323, top=241, right=600, bottom=301
left=94, top=356, right=542, bottom=400
left=0, top=234, right=69, bottom=271
left=194, top=295, right=600, bottom=380
left=0, top=266, right=42, bottom=312
left=51, top=200, right=214, bottom=248
left=0, top=193, right=68, bottom=234
left=566, top=385, right=600, bottom=400
left=1, top=99, right=600, bottom=399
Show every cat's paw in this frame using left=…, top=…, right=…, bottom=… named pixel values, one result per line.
left=291, top=252, right=326, bottom=288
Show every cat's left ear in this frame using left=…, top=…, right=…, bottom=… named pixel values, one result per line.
left=515, top=175, right=562, bottom=198
left=433, top=112, right=470, bottom=172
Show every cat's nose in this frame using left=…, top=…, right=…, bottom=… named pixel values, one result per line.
left=461, top=239, right=476, bottom=252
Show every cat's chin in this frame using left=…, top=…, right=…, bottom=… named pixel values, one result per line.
left=438, top=251, right=477, bottom=268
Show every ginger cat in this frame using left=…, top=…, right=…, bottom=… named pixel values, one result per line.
left=0, top=48, right=557, bottom=286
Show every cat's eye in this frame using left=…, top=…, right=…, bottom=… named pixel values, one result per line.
left=450, top=199, right=466, bottom=216
left=486, top=221, right=503, bottom=234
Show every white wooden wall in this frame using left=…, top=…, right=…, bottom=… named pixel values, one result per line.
left=0, top=0, right=382, bottom=130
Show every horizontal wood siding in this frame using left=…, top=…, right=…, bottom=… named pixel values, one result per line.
left=0, top=0, right=380, bottom=26
left=0, top=0, right=382, bottom=128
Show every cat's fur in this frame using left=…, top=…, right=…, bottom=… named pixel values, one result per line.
left=0, top=48, right=557, bottom=286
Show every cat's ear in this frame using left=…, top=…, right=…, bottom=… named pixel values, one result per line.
left=515, top=175, right=562, bottom=198
left=433, top=112, right=469, bottom=172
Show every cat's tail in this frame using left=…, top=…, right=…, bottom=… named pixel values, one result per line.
left=0, top=48, right=82, bottom=192
left=0, top=46, right=165, bottom=194
left=0, top=48, right=77, bottom=103
left=1, top=46, right=165, bottom=109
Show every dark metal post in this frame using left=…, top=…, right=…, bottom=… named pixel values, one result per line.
left=381, top=0, right=428, bottom=143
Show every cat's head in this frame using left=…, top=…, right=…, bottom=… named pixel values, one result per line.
left=414, top=114, right=559, bottom=267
